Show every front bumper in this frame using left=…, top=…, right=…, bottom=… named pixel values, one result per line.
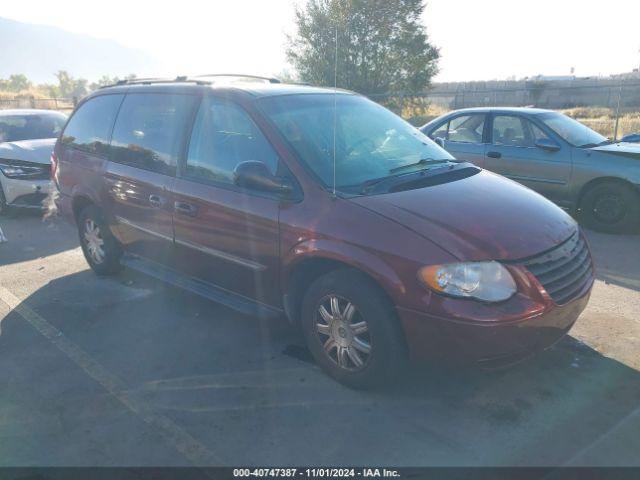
left=0, top=174, right=52, bottom=208
left=397, top=287, right=591, bottom=366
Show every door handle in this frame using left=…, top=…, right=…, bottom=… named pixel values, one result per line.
left=149, top=194, right=164, bottom=207
left=487, top=151, right=502, bottom=159
left=174, top=201, right=197, bottom=216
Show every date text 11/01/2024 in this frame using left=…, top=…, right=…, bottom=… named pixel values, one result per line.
left=233, top=468, right=401, bottom=478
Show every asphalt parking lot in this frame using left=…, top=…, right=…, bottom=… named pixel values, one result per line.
left=0, top=213, right=639, bottom=467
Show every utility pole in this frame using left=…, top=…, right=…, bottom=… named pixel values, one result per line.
left=613, top=83, right=622, bottom=142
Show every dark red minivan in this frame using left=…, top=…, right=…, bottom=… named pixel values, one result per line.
left=53, top=76, right=594, bottom=388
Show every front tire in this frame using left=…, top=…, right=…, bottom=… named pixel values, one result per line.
left=0, top=183, right=8, bottom=216
left=77, top=205, right=123, bottom=275
left=579, top=181, right=640, bottom=233
left=301, top=269, right=407, bottom=389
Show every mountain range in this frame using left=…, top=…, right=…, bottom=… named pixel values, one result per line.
left=0, top=17, right=161, bottom=83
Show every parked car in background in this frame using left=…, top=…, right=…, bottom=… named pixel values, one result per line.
left=421, top=108, right=640, bottom=233
left=0, top=109, right=67, bottom=214
left=620, top=133, right=640, bottom=143
left=54, top=77, right=593, bottom=388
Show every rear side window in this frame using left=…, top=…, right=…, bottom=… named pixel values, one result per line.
left=185, top=97, right=279, bottom=185
left=447, top=114, right=486, bottom=143
left=430, top=114, right=486, bottom=143
left=110, top=93, right=198, bottom=176
left=61, top=94, right=123, bottom=154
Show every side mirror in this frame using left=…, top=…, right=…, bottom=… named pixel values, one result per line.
left=434, top=137, right=445, bottom=148
left=535, top=138, right=561, bottom=152
left=233, top=161, right=292, bottom=194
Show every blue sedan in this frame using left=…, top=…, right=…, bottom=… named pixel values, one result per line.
left=421, top=108, right=640, bottom=233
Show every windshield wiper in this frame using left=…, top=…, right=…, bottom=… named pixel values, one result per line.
left=579, top=139, right=612, bottom=148
left=389, top=158, right=451, bottom=174
left=360, top=160, right=455, bottom=194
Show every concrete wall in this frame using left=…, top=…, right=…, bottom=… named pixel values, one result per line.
left=428, top=77, right=640, bottom=110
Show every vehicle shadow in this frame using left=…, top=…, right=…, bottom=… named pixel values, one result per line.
left=0, top=212, right=79, bottom=267
left=583, top=228, right=640, bottom=292
left=2, top=268, right=639, bottom=466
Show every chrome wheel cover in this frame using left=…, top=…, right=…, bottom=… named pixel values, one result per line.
left=315, top=295, right=372, bottom=371
left=83, top=219, right=105, bottom=264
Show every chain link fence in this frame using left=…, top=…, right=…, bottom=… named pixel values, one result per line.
left=2, top=78, right=640, bottom=141
left=0, top=96, right=76, bottom=112
left=371, top=78, right=640, bottom=141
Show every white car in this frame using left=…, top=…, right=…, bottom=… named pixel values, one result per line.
left=0, top=109, right=67, bottom=214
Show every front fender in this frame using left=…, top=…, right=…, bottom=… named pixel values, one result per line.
left=281, top=238, right=408, bottom=306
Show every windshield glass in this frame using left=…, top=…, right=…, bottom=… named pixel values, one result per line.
left=536, top=111, right=607, bottom=147
left=0, top=113, right=67, bottom=143
left=259, top=94, right=454, bottom=191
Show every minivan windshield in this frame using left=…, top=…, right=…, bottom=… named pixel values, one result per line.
left=259, top=94, right=455, bottom=192
left=536, top=111, right=608, bottom=147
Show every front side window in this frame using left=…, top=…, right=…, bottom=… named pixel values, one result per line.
left=492, top=115, right=534, bottom=147
left=186, top=97, right=279, bottom=185
left=62, top=95, right=123, bottom=153
left=110, top=93, right=198, bottom=175
left=531, top=123, right=551, bottom=142
left=259, top=94, right=454, bottom=192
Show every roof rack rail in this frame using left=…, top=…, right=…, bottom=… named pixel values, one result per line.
left=193, top=74, right=281, bottom=84
left=100, top=76, right=212, bottom=89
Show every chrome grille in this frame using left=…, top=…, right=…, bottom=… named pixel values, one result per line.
left=518, top=231, right=594, bottom=305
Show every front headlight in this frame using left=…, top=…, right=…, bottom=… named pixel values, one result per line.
left=0, top=161, right=46, bottom=179
left=418, top=261, right=516, bottom=302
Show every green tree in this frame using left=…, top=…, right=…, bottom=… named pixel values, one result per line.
left=54, top=70, right=88, bottom=98
left=89, top=74, right=136, bottom=91
left=287, top=0, right=439, bottom=99
left=6, top=74, right=32, bottom=92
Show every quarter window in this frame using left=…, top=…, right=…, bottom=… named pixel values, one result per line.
left=186, top=97, right=279, bottom=185
left=61, top=94, right=123, bottom=154
left=110, top=93, right=198, bottom=175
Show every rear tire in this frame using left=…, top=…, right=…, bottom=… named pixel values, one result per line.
left=301, top=269, right=407, bottom=389
left=579, top=181, right=640, bottom=233
left=77, top=205, right=123, bottom=275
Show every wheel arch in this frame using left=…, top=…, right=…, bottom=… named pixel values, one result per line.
left=71, top=194, right=96, bottom=222
left=577, top=176, right=640, bottom=211
left=281, top=241, right=405, bottom=327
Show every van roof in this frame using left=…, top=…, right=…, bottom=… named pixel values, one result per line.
left=93, top=75, right=353, bottom=99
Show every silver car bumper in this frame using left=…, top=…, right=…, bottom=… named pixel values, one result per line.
left=0, top=173, right=52, bottom=208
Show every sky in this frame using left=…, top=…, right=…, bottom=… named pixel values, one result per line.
left=2, top=0, right=639, bottom=82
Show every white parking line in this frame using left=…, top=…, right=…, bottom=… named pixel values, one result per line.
left=0, top=285, right=222, bottom=466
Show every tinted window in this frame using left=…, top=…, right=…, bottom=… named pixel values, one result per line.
left=186, top=97, right=279, bottom=185
left=492, top=115, right=533, bottom=147
left=0, top=112, right=66, bottom=143
left=62, top=95, right=123, bottom=153
left=110, top=93, right=197, bottom=175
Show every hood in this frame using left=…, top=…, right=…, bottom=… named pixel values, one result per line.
left=0, top=138, right=56, bottom=165
left=589, top=142, right=640, bottom=158
left=351, top=170, right=577, bottom=261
